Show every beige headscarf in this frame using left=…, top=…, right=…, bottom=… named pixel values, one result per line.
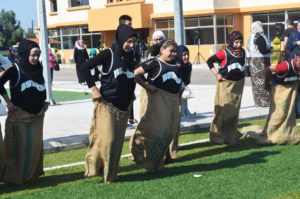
left=251, top=21, right=264, bottom=34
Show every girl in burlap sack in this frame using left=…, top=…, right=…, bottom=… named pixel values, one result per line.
left=0, top=39, right=47, bottom=184
left=243, top=56, right=300, bottom=145
left=166, top=45, right=192, bottom=162
left=206, top=31, right=246, bottom=145
left=80, top=24, right=138, bottom=183
left=130, top=40, right=182, bottom=171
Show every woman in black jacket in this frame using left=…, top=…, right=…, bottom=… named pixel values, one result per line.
left=80, top=24, right=138, bottom=183
left=73, top=40, right=89, bottom=83
left=0, top=39, right=47, bottom=184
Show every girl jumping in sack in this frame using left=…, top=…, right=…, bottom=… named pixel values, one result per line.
left=206, top=31, right=246, bottom=145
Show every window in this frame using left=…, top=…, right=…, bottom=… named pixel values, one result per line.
left=216, top=16, right=234, bottom=44
left=252, top=12, right=285, bottom=41
left=156, top=15, right=233, bottom=45
left=69, top=0, right=89, bottom=7
left=288, top=10, right=300, bottom=25
left=63, top=36, right=79, bottom=49
left=50, top=0, right=58, bottom=12
left=155, top=19, right=175, bottom=40
left=50, top=27, right=101, bottom=49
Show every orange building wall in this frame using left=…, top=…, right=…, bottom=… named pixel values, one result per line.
left=88, top=3, right=153, bottom=31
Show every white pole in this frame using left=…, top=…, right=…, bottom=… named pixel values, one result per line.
left=36, top=0, right=56, bottom=105
left=174, top=0, right=185, bottom=45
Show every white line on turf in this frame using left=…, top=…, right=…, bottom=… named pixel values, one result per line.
left=44, top=138, right=210, bottom=171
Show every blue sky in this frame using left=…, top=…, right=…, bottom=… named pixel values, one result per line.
left=1, top=0, right=37, bottom=31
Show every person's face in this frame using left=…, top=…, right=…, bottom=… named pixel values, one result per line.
left=154, top=37, right=164, bottom=44
left=233, top=39, right=242, bottom=48
left=29, top=47, right=41, bottom=65
left=123, top=36, right=137, bottom=52
left=182, top=52, right=189, bottom=63
left=297, top=23, right=300, bottom=32
left=160, top=45, right=177, bottom=62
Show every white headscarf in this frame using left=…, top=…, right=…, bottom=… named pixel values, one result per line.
left=152, top=31, right=165, bottom=41
left=75, top=40, right=85, bottom=49
left=250, top=21, right=264, bottom=34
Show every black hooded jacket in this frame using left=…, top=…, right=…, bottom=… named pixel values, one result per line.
left=0, top=39, right=46, bottom=114
left=80, top=24, right=138, bottom=111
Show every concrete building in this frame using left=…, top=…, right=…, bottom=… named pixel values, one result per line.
left=45, top=0, right=300, bottom=63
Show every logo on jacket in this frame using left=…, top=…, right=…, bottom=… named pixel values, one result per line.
left=227, top=63, right=245, bottom=72
left=21, top=80, right=46, bottom=92
left=162, top=72, right=182, bottom=84
left=114, top=68, right=134, bottom=79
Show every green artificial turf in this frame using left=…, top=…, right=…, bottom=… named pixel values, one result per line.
left=1, top=118, right=300, bottom=199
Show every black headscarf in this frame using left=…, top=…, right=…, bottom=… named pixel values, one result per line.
left=111, top=24, right=138, bottom=70
left=177, top=45, right=192, bottom=85
left=18, top=39, right=44, bottom=83
left=177, top=45, right=189, bottom=65
left=226, top=31, right=243, bottom=57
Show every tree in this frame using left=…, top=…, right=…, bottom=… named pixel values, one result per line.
left=0, top=9, right=24, bottom=50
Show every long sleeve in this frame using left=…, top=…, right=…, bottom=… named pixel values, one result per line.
left=0, top=65, right=18, bottom=95
left=80, top=49, right=112, bottom=88
left=256, top=35, right=272, bottom=55
left=207, top=50, right=225, bottom=69
left=73, top=48, right=78, bottom=63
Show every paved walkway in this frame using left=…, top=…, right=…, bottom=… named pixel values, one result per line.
left=0, top=80, right=269, bottom=152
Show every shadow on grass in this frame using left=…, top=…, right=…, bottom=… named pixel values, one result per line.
left=178, top=139, right=267, bottom=162
left=120, top=139, right=272, bottom=176
left=0, top=171, right=84, bottom=195
left=119, top=150, right=280, bottom=182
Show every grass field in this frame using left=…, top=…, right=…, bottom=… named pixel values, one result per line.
left=52, top=90, right=91, bottom=103
left=1, top=119, right=300, bottom=198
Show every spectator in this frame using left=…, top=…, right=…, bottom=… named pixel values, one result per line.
left=246, top=21, right=272, bottom=107
left=48, top=48, right=56, bottom=83
left=147, top=31, right=166, bottom=58
left=282, top=19, right=296, bottom=48
left=74, top=40, right=89, bottom=84
left=286, top=20, right=300, bottom=59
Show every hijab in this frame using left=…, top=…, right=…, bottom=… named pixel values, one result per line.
left=111, top=24, right=138, bottom=70
left=75, top=40, right=85, bottom=50
left=152, top=30, right=165, bottom=41
left=17, top=39, right=44, bottom=83
left=226, top=31, right=243, bottom=57
left=251, top=21, right=264, bottom=34
left=177, top=45, right=189, bottom=65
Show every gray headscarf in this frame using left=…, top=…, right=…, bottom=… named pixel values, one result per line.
left=250, top=21, right=264, bottom=34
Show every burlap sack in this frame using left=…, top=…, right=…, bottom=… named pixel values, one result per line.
left=130, top=88, right=180, bottom=171
left=2, top=105, right=47, bottom=184
left=0, top=125, right=4, bottom=177
left=266, top=82, right=300, bottom=144
left=244, top=82, right=300, bottom=144
left=139, top=88, right=148, bottom=118
left=166, top=94, right=183, bottom=161
left=210, top=78, right=244, bottom=145
left=84, top=98, right=130, bottom=183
